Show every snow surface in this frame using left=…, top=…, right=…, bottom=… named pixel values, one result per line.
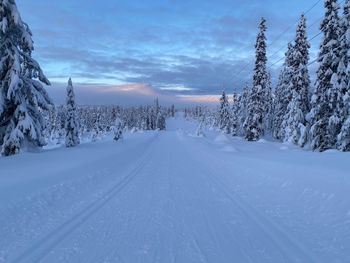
left=1, top=117, right=350, bottom=263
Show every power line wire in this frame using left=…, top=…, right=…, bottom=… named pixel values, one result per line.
left=269, top=31, right=323, bottom=68
left=268, top=17, right=322, bottom=61
left=304, top=0, right=323, bottom=15
left=269, top=0, right=346, bottom=68
left=233, top=0, right=325, bottom=80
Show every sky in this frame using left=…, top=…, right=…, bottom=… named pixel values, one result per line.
left=17, top=0, right=331, bottom=105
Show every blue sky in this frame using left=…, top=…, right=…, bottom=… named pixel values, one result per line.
left=17, top=0, right=329, bottom=105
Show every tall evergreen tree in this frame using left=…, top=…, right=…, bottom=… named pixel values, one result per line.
left=338, top=103, right=350, bottom=150
left=282, top=14, right=311, bottom=146
left=65, top=78, right=80, bottom=147
left=113, top=118, right=123, bottom=141
left=218, top=91, right=232, bottom=134
left=309, top=0, right=341, bottom=151
left=238, top=84, right=250, bottom=136
left=272, top=43, right=295, bottom=140
left=337, top=0, right=350, bottom=150
left=231, top=92, right=239, bottom=136
left=264, top=71, right=273, bottom=134
left=245, top=18, right=270, bottom=141
left=196, top=115, right=205, bottom=137
left=156, top=111, right=166, bottom=130
left=0, top=0, right=51, bottom=156
left=170, top=104, right=175, bottom=118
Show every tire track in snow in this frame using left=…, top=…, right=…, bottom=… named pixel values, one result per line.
left=10, top=135, right=158, bottom=263
left=161, top=137, right=241, bottom=263
left=196, top=160, right=319, bottom=263
left=181, top=135, right=320, bottom=262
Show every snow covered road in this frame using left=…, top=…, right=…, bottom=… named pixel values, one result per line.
left=1, top=119, right=350, bottom=263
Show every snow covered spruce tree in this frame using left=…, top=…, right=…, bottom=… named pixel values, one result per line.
left=237, top=84, right=250, bottom=136
left=282, top=14, right=311, bottom=146
left=196, top=115, right=205, bottom=137
left=156, top=112, right=166, bottom=130
left=338, top=97, right=350, bottom=150
left=265, top=72, right=273, bottom=132
left=0, top=0, right=52, bottom=156
left=272, top=43, right=294, bottom=140
left=113, top=118, right=123, bottom=141
left=337, top=0, right=350, bottom=151
left=65, top=78, right=80, bottom=148
left=245, top=18, right=271, bottom=141
left=231, top=92, right=239, bottom=136
left=218, top=91, right=232, bottom=134
left=309, top=0, right=341, bottom=151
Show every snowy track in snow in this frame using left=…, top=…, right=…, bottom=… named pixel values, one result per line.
left=1, top=118, right=350, bottom=263
left=9, top=135, right=157, bottom=263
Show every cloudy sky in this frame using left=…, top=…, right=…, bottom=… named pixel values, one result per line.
left=17, top=0, right=330, bottom=105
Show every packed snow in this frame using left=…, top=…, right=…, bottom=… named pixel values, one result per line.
left=1, top=116, right=349, bottom=263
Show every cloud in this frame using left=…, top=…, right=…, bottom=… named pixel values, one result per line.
left=16, top=0, right=326, bottom=105
left=177, top=95, right=222, bottom=104
left=97, top=83, right=157, bottom=96
left=48, top=82, right=159, bottom=106
left=47, top=81, right=223, bottom=107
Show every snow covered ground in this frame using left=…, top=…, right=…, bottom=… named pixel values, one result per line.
left=1, top=116, right=350, bottom=263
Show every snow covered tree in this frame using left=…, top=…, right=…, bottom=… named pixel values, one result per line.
left=196, top=116, right=205, bottom=137
left=237, top=84, right=250, bottom=136
left=218, top=91, right=232, bottom=134
left=337, top=107, right=350, bottom=151
left=309, top=0, right=341, bottom=151
left=245, top=18, right=271, bottom=141
left=155, top=97, right=160, bottom=116
left=282, top=14, right=311, bottom=146
left=170, top=104, right=175, bottom=118
left=231, top=92, right=239, bottom=136
left=272, top=43, right=294, bottom=140
left=0, top=0, right=52, bottom=156
left=283, top=91, right=308, bottom=146
left=65, top=78, right=80, bottom=148
left=92, top=112, right=101, bottom=142
left=264, top=71, right=273, bottom=133
left=156, top=112, right=166, bottom=130
left=113, top=118, right=123, bottom=141
left=337, top=0, right=350, bottom=151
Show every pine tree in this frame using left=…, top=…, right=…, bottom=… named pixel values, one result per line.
left=309, top=0, right=341, bottom=151
left=338, top=107, right=350, bottom=151
left=196, top=115, right=205, bottom=137
left=264, top=71, right=273, bottom=134
left=156, top=112, right=166, bottom=130
left=218, top=91, right=232, bottom=134
left=282, top=14, right=311, bottom=146
left=113, top=118, right=123, bottom=141
left=92, top=112, right=101, bottom=142
left=170, top=104, right=175, bottom=118
left=0, top=0, right=52, bottom=156
left=245, top=18, right=270, bottom=141
left=272, top=43, right=294, bottom=140
left=65, top=78, right=80, bottom=147
left=231, top=92, right=239, bottom=136
left=337, top=0, right=350, bottom=150
left=238, top=84, right=250, bottom=136
left=155, top=97, right=160, bottom=116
